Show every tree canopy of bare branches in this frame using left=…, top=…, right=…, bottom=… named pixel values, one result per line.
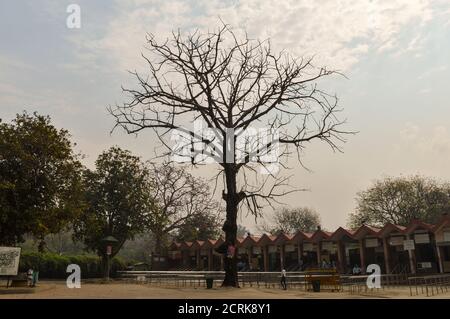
left=260, top=207, right=321, bottom=235
left=145, top=162, right=222, bottom=254
left=110, top=24, right=350, bottom=286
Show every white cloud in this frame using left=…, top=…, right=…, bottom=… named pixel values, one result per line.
left=69, top=0, right=443, bottom=73
left=0, top=54, right=37, bottom=71
left=417, top=65, right=448, bottom=80
left=399, top=123, right=450, bottom=155
left=400, top=122, right=420, bottom=141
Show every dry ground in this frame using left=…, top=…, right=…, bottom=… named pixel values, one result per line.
left=0, top=280, right=449, bottom=299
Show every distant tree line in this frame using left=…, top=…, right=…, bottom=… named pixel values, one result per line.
left=259, top=207, right=321, bottom=235
left=348, top=175, right=450, bottom=228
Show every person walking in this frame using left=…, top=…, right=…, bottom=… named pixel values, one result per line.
left=280, top=269, right=287, bottom=290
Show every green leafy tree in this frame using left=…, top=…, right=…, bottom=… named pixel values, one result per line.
left=260, top=207, right=320, bottom=235
left=348, top=175, right=450, bottom=228
left=73, top=147, right=151, bottom=277
left=20, top=230, right=85, bottom=255
left=0, top=112, right=83, bottom=247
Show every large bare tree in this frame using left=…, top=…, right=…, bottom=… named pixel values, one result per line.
left=110, top=25, right=349, bottom=286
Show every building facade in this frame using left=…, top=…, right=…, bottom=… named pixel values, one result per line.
left=167, top=214, right=450, bottom=274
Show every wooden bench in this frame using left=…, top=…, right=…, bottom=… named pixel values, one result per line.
left=5, top=272, right=28, bottom=288
left=304, top=268, right=341, bottom=292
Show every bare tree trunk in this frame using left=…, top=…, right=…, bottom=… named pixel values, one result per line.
left=222, top=164, right=239, bottom=287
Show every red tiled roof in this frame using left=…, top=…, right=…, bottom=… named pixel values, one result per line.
left=171, top=217, right=450, bottom=249
left=432, top=214, right=450, bottom=232
left=378, top=223, right=407, bottom=237
left=256, top=233, right=277, bottom=245
left=329, top=227, right=357, bottom=240
left=310, top=229, right=332, bottom=242
left=272, top=232, right=295, bottom=244
left=404, top=219, right=435, bottom=234
left=291, top=231, right=313, bottom=241
left=366, top=225, right=381, bottom=232
left=242, top=235, right=260, bottom=244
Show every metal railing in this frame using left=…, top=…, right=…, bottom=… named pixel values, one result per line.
left=118, top=270, right=450, bottom=297
left=340, top=273, right=410, bottom=295
left=118, top=271, right=312, bottom=289
left=408, top=274, right=450, bottom=297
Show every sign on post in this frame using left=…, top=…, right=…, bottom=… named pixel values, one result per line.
left=414, top=233, right=430, bottom=244
left=403, top=239, right=415, bottom=251
left=0, top=247, right=21, bottom=276
left=365, top=238, right=379, bottom=248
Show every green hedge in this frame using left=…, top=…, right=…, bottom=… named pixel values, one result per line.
left=18, top=252, right=127, bottom=279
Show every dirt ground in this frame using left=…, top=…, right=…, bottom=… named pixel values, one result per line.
left=0, top=280, right=449, bottom=299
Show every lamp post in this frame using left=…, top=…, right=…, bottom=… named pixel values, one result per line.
left=101, top=235, right=118, bottom=280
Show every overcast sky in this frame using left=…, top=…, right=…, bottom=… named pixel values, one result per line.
left=1, top=0, right=450, bottom=233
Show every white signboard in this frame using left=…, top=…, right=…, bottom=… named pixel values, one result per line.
left=252, top=246, right=262, bottom=255
left=268, top=245, right=277, bottom=253
left=389, top=236, right=404, bottom=246
left=345, top=242, right=359, bottom=250
left=285, top=245, right=296, bottom=252
left=419, top=262, right=432, bottom=269
left=444, top=231, right=450, bottom=242
left=321, top=242, right=334, bottom=251
left=365, top=238, right=379, bottom=248
left=403, top=239, right=415, bottom=251
left=0, top=247, right=21, bottom=276
left=414, top=233, right=430, bottom=244
left=303, top=243, right=314, bottom=252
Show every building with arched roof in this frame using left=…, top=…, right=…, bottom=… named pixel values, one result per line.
left=166, top=214, right=450, bottom=274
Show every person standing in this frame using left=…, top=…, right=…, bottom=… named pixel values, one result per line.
left=32, top=269, right=39, bottom=287
left=352, top=264, right=362, bottom=275
left=27, top=268, right=34, bottom=287
left=280, top=269, right=287, bottom=290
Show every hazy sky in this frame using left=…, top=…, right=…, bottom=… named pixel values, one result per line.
left=1, top=0, right=450, bottom=233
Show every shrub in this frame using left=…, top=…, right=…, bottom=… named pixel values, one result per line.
left=18, top=252, right=127, bottom=279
